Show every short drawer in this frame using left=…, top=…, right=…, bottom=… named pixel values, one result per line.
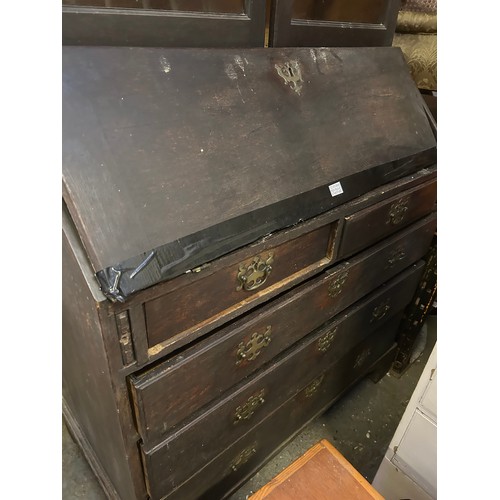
left=149, top=317, right=401, bottom=500
left=131, top=217, right=434, bottom=443
left=144, top=219, right=338, bottom=349
left=137, top=262, right=424, bottom=494
left=337, top=178, right=436, bottom=259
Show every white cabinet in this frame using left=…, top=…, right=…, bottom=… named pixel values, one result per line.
left=372, top=344, right=437, bottom=499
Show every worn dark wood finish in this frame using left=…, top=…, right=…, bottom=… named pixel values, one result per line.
left=62, top=45, right=438, bottom=500
left=117, top=168, right=437, bottom=364
left=62, top=173, right=436, bottom=499
left=62, top=46, right=436, bottom=300
left=145, top=221, right=335, bottom=347
left=337, top=178, right=437, bottom=259
left=131, top=218, right=434, bottom=440
left=63, top=0, right=266, bottom=47
left=269, top=0, right=400, bottom=48
left=161, top=320, right=400, bottom=500
left=62, top=207, right=146, bottom=500
left=138, top=261, right=423, bottom=494
left=63, top=401, right=122, bottom=500
left=392, top=234, right=437, bottom=375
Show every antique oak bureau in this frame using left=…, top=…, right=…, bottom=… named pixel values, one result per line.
left=62, top=46, right=437, bottom=500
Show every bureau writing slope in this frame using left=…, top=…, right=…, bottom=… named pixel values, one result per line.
left=62, top=46, right=437, bottom=500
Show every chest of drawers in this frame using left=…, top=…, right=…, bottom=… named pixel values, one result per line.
left=62, top=46, right=436, bottom=500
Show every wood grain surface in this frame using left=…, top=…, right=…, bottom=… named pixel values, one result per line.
left=249, top=439, right=384, bottom=499
left=62, top=46, right=436, bottom=299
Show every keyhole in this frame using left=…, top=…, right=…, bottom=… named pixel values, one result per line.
left=287, top=66, right=294, bottom=77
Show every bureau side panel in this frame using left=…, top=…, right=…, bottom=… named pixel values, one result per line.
left=62, top=230, right=144, bottom=500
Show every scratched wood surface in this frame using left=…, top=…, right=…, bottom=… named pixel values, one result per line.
left=62, top=46, right=436, bottom=300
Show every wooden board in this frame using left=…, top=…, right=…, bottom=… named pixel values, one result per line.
left=62, top=46, right=436, bottom=300
left=249, top=439, right=383, bottom=499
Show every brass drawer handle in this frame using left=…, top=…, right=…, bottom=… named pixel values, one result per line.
left=234, top=389, right=266, bottom=424
left=386, top=197, right=410, bottom=225
left=230, top=443, right=257, bottom=472
left=386, top=247, right=406, bottom=268
left=317, top=327, right=338, bottom=353
left=236, top=326, right=272, bottom=364
left=236, top=253, right=274, bottom=291
left=305, top=374, right=325, bottom=398
left=354, top=348, right=372, bottom=368
left=371, top=300, right=391, bottom=323
left=328, top=270, right=349, bottom=298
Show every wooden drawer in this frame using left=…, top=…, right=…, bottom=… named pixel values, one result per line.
left=152, top=317, right=401, bottom=500
left=130, top=217, right=434, bottom=443
left=337, top=178, right=436, bottom=259
left=138, top=262, right=423, bottom=494
left=144, top=220, right=338, bottom=349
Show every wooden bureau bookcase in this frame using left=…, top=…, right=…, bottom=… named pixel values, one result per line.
left=62, top=46, right=437, bottom=500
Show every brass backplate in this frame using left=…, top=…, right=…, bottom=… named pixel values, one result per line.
left=236, top=253, right=274, bottom=291
left=328, top=271, right=349, bottom=298
left=371, top=299, right=391, bottom=323
left=237, top=326, right=272, bottom=364
left=317, top=327, right=338, bottom=353
left=230, top=443, right=257, bottom=472
left=234, top=389, right=266, bottom=423
left=305, top=374, right=325, bottom=398
left=387, top=197, right=410, bottom=225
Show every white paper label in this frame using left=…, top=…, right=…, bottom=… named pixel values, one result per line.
left=328, top=182, right=344, bottom=197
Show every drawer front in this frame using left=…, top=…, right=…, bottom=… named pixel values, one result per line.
left=152, top=318, right=400, bottom=500
left=139, top=262, right=424, bottom=493
left=337, top=178, right=436, bottom=259
left=131, top=217, right=434, bottom=443
left=145, top=221, right=337, bottom=349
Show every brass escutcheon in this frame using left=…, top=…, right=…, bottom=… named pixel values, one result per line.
left=305, top=374, right=325, bottom=398
left=275, top=60, right=303, bottom=95
left=328, top=271, right=349, bottom=298
left=236, top=327, right=272, bottom=364
left=236, top=253, right=274, bottom=291
left=371, top=300, right=391, bottom=323
left=354, top=348, right=372, bottom=368
left=386, top=247, right=406, bottom=268
left=230, top=443, right=257, bottom=472
left=386, top=197, right=410, bottom=225
left=234, top=389, right=266, bottom=423
left=317, top=327, right=338, bottom=353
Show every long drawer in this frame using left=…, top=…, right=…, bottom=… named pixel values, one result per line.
left=144, top=218, right=338, bottom=349
left=155, top=317, right=401, bottom=500
left=139, top=262, right=424, bottom=496
left=130, top=216, right=434, bottom=444
left=337, top=178, right=436, bottom=259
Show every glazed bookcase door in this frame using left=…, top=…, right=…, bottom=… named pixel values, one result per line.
left=62, top=0, right=266, bottom=46
left=269, top=0, right=400, bottom=47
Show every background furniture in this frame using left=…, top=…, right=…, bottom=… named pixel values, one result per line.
left=249, top=439, right=383, bottom=499
left=62, top=0, right=267, bottom=47
left=62, top=45, right=436, bottom=499
left=373, top=343, right=437, bottom=498
left=62, top=0, right=403, bottom=48
left=269, top=0, right=400, bottom=47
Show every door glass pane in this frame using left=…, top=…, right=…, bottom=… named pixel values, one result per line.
left=62, top=0, right=246, bottom=14
left=292, top=0, right=387, bottom=24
